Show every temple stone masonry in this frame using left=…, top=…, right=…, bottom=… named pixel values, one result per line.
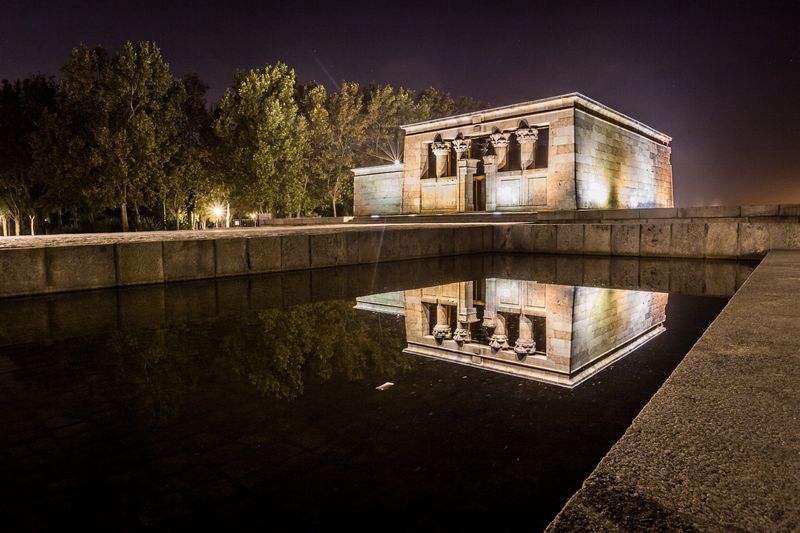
left=357, top=279, right=667, bottom=387
left=353, top=93, right=673, bottom=216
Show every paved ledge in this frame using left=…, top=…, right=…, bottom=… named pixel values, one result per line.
left=547, top=250, right=800, bottom=532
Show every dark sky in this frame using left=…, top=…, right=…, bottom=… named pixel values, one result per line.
left=2, top=0, right=799, bottom=206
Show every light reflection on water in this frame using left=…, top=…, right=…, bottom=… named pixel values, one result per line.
left=0, top=254, right=751, bottom=530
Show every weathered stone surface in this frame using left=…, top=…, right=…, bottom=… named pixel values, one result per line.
left=281, top=233, right=310, bottom=270
left=453, top=226, right=487, bottom=255
left=639, top=223, right=671, bottom=257
left=47, top=244, right=116, bottom=290
left=163, top=240, right=215, bottom=281
left=670, top=223, right=706, bottom=258
left=116, top=241, right=164, bottom=285
left=610, top=224, right=640, bottom=256
left=741, top=204, right=779, bottom=217
left=738, top=222, right=770, bottom=258
left=215, top=238, right=248, bottom=276
left=0, top=247, right=46, bottom=296
left=532, top=225, right=557, bottom=253
left=704, top=222, right=738, bottom=258
left=547, top=250, right=800, bottom=533
left=679, top=205, right=740, bottom=219
left=556, top=224, right=584, bottom=253
left=644, top=207, right=678, bottom=219
left=247, top=235, right=281, bottom=273
left=583, top=224, right=611, bottom=255
left=309, top=232, right=344, bottom=268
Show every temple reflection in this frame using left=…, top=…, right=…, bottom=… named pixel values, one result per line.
left=356, top=280, right=667, bottom=387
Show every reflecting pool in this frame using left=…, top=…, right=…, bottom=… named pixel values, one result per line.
left=0, top=254, right=753, bottom=530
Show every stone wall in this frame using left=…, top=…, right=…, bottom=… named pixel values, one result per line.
left=401, top=108, right=576, bottom=213
left=570, top=288, right=667, bottom=372
left=352, top=164, right=403, bottom=216
left=574, top=109, right=672, bottom=209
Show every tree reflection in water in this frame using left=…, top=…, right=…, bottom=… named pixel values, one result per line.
left=223, top=301, right=410, bottom=400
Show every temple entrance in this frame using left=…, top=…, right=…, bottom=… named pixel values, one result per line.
left=473, top=175, right=486, bottom=211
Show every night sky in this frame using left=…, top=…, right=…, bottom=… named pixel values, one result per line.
left=2, top=0, right=798, bottom=206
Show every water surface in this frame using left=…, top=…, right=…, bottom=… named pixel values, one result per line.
left=0, top=254, right=750, bottom=530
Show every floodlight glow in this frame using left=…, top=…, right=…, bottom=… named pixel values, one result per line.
left=211, top=205, right=224, bottom=218
left=394, top=159, right=401, bottom=165
left=371, top=214, right=380, bottom=218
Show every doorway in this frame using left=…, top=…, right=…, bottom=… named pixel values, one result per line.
left=473, top=175, right=486, bottom=211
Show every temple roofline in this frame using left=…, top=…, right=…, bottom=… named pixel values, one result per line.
left=400, top=92, right=671, bottom=145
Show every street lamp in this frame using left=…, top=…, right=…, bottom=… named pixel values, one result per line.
left=211, top=205, right=224, bottom=228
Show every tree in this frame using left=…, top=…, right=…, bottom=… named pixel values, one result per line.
left=0, top=76, right=57, bottom=235
left=214, top=63, right=307, bottom=217
left=101, top=41, right=177, bottom=231
left=161, top=74, right=215, bottom=229
left=324, top=82, right=366, bottom=216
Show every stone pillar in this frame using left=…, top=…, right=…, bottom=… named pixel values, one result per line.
left=454, top=281, right=478, bottom=345
left=457, top=158, right=479, bottom=213
left=432, top=303, right=451, bottom=341
left=514, top=313, right=536, bottom=358
left=430, top=140, right=451, bottom=178
left=489, top=132, right=510, bottom=170
left=516, top=127, right=539, bottom=170
left=452, top=138, right=471, bottom=212
left=489, top=313, right=509, bottom=350
left=483, top=278, right=496, bottom=328
left=483, top=155, right=498, bottom=211
left=457, top=281, right=478, bottom=324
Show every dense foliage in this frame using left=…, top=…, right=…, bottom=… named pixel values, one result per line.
left=0, top=41, right=486, bottom=234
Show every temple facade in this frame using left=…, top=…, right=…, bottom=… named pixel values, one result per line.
left=353, top=93, right=673, bottom=215
left=356, top=279, right=668, bottom=387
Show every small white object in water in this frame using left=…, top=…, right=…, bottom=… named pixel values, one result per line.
left=376, top=382, right=394, bottom=391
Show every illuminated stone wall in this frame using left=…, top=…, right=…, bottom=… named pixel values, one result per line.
left=574, top=109, right=673, bottom=209
left=352, top=93, right=673, bottom=215
left=399, top=278, right=668, bottom=387
left=400, top=107, right=576, bottom=213
left=352, top=164, right=403, bottom=216
left=570, top=287, right=668, bottom=372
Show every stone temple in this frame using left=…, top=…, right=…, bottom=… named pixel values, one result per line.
left=356, top=279, right=667, bottom=387
left=353, top=93, right=673, bottom=215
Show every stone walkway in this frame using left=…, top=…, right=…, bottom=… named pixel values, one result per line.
left=0, top=223, right=494, bottom=249
left=547, top=250, right=800, bottom=531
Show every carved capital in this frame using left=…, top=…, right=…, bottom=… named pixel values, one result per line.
left=452, top=138, right=471, bottom=155
left=515, top=127, right=539, bottom=144
left=453, top=327, right=470, bottom=345
left=489, top=334, right=509, bottom=351
left=513, top=339, right=536, bottom=359
left=489, top=132, right=510, bottom=148
left=432, top=323, right=452, bottom=342
left=430, top=140, right=451, bottom=157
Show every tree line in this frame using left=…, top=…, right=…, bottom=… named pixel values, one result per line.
left=0, top=41, right=486, bottom=235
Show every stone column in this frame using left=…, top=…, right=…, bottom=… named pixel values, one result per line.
left=489, top=132, right=510, bottom=170
left=516, top=127, right=539, bottom=170
left=454, top=281, right=475, bottom=345
left=514, top=313, right=536, bottom=358
left=432, top=303, right=451, bottom=341
left=430, top=140, right=451, bottom=178
left=458, top=162, right=479, bottom=214
left=489, top=313, right=509, bottom=350
left=483, top=155, right=498, bottom=211
left=452, top=138, right=471, bottom=211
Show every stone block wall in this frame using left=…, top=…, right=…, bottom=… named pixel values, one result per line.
left=353, top=165, right=403, bottom=216
left=400, top=108, right=576, bottom=213
left=574, top=109, right=673, bottom=209
left=570, top=287, right=667, bottom=372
